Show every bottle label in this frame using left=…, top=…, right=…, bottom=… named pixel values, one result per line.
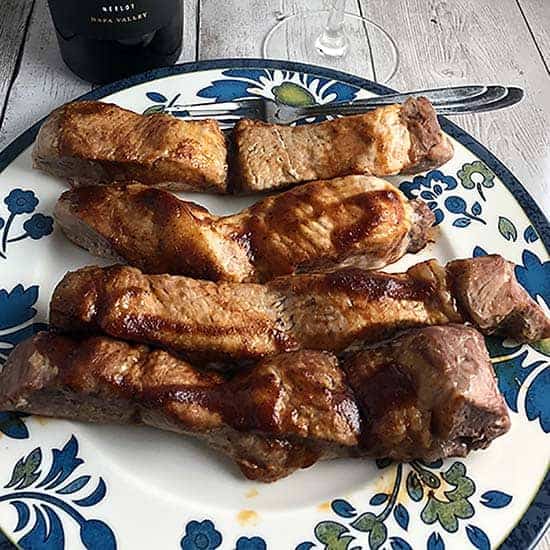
left=48, top=1, right=178, bottom=40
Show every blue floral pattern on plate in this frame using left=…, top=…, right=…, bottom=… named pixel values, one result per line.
left=399, top=170, right=487, bottom=227
left=143, top=69, right=359, bottom=119
left=0, top=284, right=48, bottom=440
left=179, top=519, right=266, bottom=550
left=0, top=436, right=116, bottom=549
left=0, top=189, right=53, bottom=259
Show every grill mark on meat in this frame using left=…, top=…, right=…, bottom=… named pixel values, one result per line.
left=110, top=313, right=284, bottom=341
left=68, top=265, right=297, bottom=358
left=321, top=269, right=434, bottom=300
left=135, top=186, right=209, bottom=218
left=223, top=377, right=282, bottom=433
left=331, top=192, right=388, bottom=251
left=243, top=188, right=405, bottom=277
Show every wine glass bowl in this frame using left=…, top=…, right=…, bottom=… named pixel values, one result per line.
left=263, top=8, right=399, bottom=84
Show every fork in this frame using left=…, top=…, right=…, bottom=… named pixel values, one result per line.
left=164, top=85, right=524, bottom=129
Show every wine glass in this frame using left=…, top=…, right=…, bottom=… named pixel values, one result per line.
left=263, top=0, right=399, bottom=84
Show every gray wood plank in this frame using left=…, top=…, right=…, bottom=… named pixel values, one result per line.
left=0, top=0, right=91, bottom=150
left=0, top=0, right=34, bottom=131
left=198, top=0, right=272, bottom=58
left=517, top=0, right=550, bottom=72
left=198, top=0, right=375, bottom=79
left=180, top=0, right=199, bottom=62
left=360, top=0, right=550, bottom=211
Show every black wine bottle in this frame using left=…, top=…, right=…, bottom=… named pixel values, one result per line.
left=47, top=1, right=183, bottom=84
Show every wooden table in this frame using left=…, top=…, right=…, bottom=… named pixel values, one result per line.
left=0, top=1, right=548, bottom=548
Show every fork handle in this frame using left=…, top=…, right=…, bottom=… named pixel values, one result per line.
left=326, top=85, right=486, bottom=107
left=340, top=85, right=487, bottom=106
left=300, top=85, right=490, bottom=117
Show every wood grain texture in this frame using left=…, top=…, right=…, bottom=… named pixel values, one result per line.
left=517, top=0, right=550, bottom=71
left=0, top=0, right=91, bottom=150
left=198, top=0, right=376, bottom=78
left=198, top=0, right=273, bottom=58
left=180, top=0, right=199, bottom=62
left=0, top=0, right=34, bottom=130
left=361, top=0, right=550, bottom=212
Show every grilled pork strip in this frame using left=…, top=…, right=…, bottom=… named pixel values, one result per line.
left=0, top=333, right=358, bottom=482
left=49, top=255, right=550, bottom=362
left=233, top=97, right=454, bottom=192
left=54, top=176, right=435, bottom=282
left=0, top=326, right=510, bottom=481
left=33, top=101, right=228, bottom=193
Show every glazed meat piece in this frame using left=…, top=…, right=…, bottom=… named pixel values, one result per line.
left=33, top=101, right=228, bottom=193
left=447, top=255, right=550, bottom=343
left=49, top=255, right=550, bottom=362
left=234, top=98, right=454, bottom=192
left=0, top=326, right=510, bottom=481
left=345, top=325, right=510, bottom=460
left=54, top=176, right=435, bottom=282
left=0, top=333, right=359, bottom=482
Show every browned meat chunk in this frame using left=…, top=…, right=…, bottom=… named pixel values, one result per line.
left=447, top=255, right=550, bottom=343
left=0, top=326, right=510, bottom=481
left=33, top=101, right=228, bottom=193
left=54, top=176, right=435, bottom=282
left=49, top=255, right=550, bottom=362
left=345, top=325, right=510, bottom=461
left=233, top=98, right=454, bottom=192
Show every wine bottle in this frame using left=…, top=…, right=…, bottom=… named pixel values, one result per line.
left=47, top=1, right=183, bottom=84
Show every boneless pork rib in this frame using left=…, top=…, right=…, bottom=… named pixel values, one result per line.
left=33, top=101, right=228, bottom=193
left=0, top=326, right=510, bottom=482
left=233, top=97, right=454, bottom=192
left=49, top=255, right=550, bottom=362
left=54, top=176, right=434, bottom=281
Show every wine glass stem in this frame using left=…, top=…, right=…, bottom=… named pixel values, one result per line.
left=315, top=0, right=349, bottom=57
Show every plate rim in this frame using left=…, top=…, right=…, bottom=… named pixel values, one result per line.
left=0, top=57, right=547, bottom=550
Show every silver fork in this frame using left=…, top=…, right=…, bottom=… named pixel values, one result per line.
left=163, top=85, right=524, bottom=129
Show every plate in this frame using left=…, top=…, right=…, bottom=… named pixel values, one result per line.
left=0, top=59, right=548, bottom=550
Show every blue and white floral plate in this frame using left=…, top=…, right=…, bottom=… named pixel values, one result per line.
left=0, top=59, right=548, bottom=550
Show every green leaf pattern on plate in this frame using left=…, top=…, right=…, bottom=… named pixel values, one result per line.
left=498, top=216, right=518, bottom=242
left=420, top=462, right=475, bottom=532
